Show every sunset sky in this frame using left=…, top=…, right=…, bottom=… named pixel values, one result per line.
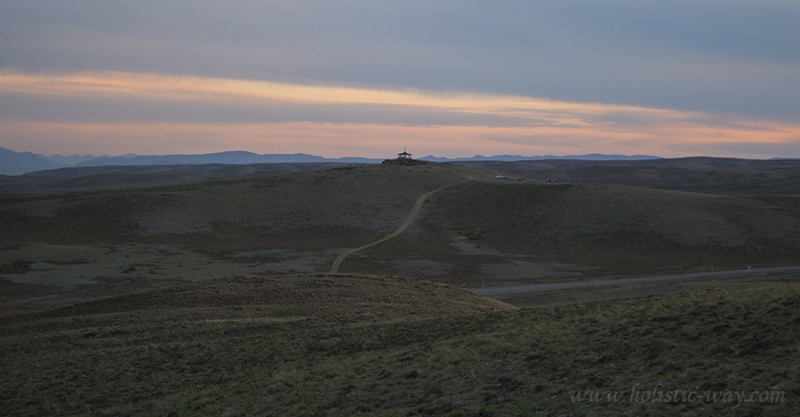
left=1, top=1, right=799, bottom=159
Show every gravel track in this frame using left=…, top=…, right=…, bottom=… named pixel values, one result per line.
left=329, top=180, right=467, bottom=273
left=470, top=265, right=800, bottom=296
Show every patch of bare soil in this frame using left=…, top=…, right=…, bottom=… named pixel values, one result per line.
left=0, top=259, right=33, bottom=274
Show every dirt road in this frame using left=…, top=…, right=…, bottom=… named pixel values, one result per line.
left=470, top=266, right=800, bottom=296
left=329, top=181, right=466, bottom=273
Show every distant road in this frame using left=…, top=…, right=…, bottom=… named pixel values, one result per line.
left=470, top=266, right=800, bottom=297
left=329, top=180, right=467, bottom=274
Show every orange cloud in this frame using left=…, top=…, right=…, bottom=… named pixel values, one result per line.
left=0, top=70, right=685, bottom=124
left=1, top=70, right=799, bottom=158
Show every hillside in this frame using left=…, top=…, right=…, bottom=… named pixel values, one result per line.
left=2, top=160, right=799, bottom=415
left=4, top=156, right=799, bottom=196
left=0, top=162, right=368, bottom=193
left=461, top=157, right=800, bottom=196
left=1, top=276, right=797, bottom=416
left=0, top=162, right=484, bottom=246
left=339, top=180, right=800, bottom=285
left=2, top=161, right=800, bottom=313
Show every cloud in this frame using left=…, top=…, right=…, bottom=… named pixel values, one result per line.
left=2, top=1, right=798, bottom=121
left=0, top=72, right=676, bottom=126
left=1, top=70, right=799, bottom=158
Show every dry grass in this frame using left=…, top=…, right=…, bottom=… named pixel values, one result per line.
left=460, top=157, right=800, bottom=196
left=0, top=163, right=487, bottom=245
left=2, top=162, right=800, bottom=310
left=346, top=180, right=800, bottom=284
left=2, top=159, right=799, bottom=415
left=1, top=276, right=797, bottom=416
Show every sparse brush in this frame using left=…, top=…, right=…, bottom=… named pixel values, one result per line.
left=2, top=280, right=798, bottom=416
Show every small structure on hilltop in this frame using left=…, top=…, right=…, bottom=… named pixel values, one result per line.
left=382, top=147, right=428, bottom=166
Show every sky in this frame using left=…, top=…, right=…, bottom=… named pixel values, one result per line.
left=1, top=1, right=799, bottom=159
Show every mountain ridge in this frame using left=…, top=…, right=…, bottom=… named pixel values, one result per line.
left=3, top=147, right=661, bottom=175
left=0, top=147, right=65, bottom=175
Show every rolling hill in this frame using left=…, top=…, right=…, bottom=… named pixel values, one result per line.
left=462, top=157, right=800, bottom=196
left=2, top=159, right=800, bottom=415
left=0, top=162, right=367, bottom=193
left=2, top=161, right=799, bottom=313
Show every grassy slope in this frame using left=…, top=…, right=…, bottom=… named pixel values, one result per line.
left=460, top=157, right=800, bottom=196
left=345, top=180, right=800, bottom=282
left=2, top=161, right=800, bottom=416
left=1, top=277, right=797, bottom=416
left=2, top=163, right=800, bottom=288
left=433, top=181, right=800, bottom=264
left=0, top=163, right=367, bottom=194
left=0, top=163, right=487, bottom=250
left=6, top=157, right=799, bottom=196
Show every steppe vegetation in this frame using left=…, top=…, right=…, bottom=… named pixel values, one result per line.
left=0, top=163, right=361, bottom=194
left=463, top=157, right=800, bottom=196
left=1, top=275, right=797, bottom=416
left=1, top=158, right=799, bottom=415
left=3, top=159, right=799, bottom=301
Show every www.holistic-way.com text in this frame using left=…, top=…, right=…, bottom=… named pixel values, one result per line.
left=570, top=384, right=785, bottom=409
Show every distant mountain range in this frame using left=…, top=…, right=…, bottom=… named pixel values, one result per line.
left=0, top=147, right=65, bottom=175
left=72, top=151, right=381, bottom=167
left=0, top=147, right=661, bottom=175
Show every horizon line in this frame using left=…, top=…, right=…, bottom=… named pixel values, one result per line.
left=7, top=145, right=800, bottom=161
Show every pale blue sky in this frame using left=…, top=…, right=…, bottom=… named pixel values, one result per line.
left=1, top=1, right=799, bottom=157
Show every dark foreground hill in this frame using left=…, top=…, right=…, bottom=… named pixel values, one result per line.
left=1, top=275, right=797, bottom=416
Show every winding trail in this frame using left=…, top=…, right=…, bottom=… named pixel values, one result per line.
left=329, top=180, right=466, bottom=273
